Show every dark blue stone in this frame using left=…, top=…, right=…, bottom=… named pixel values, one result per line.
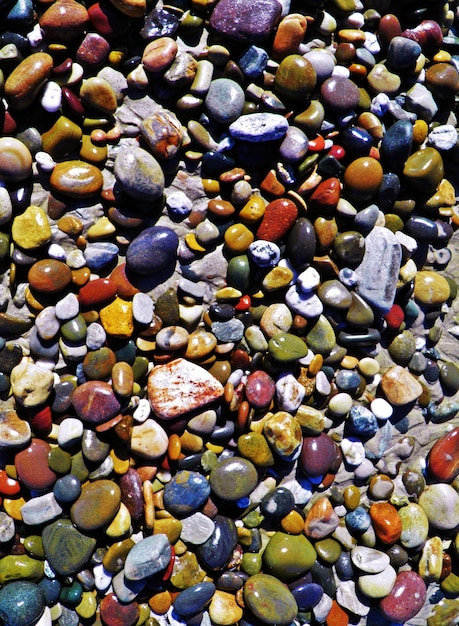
left=0, top=581, right=45, bottom=626
left=348, top=405, right=378, bottom=437
left=310, top=561, right=335, bottom=597
left=260, top=486, right=295, bottom=519
left=286, top=217, right=316, bottom=269
left=238, top=45, right=268, bottom=78
left=335, top=551, right=354, bottom=581
left=84, top=242, right=119, bottom=272
left=53, top=475, right=82, bottom=504
left=317, top=154, right=344, bottom=178
left=211, top=319, right=245, bottom=342
left=126, top=226, right=178, bottom=276
left=196, top=515, right=238, bottom=571
left=38, top=578, right=62, bottom=605
left=345, top=506, right=371, bottom=533
left=140, top=8, right=179, bottom=39
left=340, top=125, right=373, bottom=158
left=405, top=215, right=438, bottom=240
left=216, top=571, right=247, bottom=591
left=163, top=470, right=211, bottom=517
left=378, top=172, right=400, bottom=211
left=29, top=327, right=59, bottom=361
left=380, top=119, right=413, bottom=172
left=173, top=582, right=216, bottom=617
left=291, top=582, right=323, bottom=610
left=387, top=36, right=422, bottom=69
left=335, top=370, right=363, bottom=394
left=6, top=0, right=34, bottom=27
left=209, top=303, right=236, bottom=321
left=201, top=151, right=236, bottom=177
left=353, top=204, right=379, bottom=234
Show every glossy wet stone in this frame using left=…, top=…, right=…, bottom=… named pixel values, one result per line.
left=244, top=574, right=298, bottom=625
left=42, top=519, right=96, bottom=576
left=427, top=426, right=459, bottom=482
left=379, top=571, right=426, bottom=622
left=70, top=479, right=121, bottom=531
left=274, top=55, right=316, bottom=101
left=4, top=52, right=53, bottom=111
left=15, top=439, right=57, bottom=491
left=163, top=470, right=211, bottom=516
left=263, top=532, right=316, bottom=580
left=72, top=381, right=121, bottom=424
left=124, top=534, right=171, bottom=580
left=126, top=226, right=178, bottom=276
left=114, top=146, right=165, bottom=201
left=209, top=0, right=282, bottom=42
left=50, top=161, right=104, bottom=198
left=196, top=515, right=238, bottom=571
left=210, top=457, right=258, bottom=501
left=0, top=581, right=45, bottom=626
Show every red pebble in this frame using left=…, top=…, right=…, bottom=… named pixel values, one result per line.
left=427, top=426, right=459, bottom=483
left=30, top=405, right=53, bottom=436
left=308, top=134, right=325, bottom=152
left=402, top=20, right=443, bottom=54
left=300, top=433, right=337, bottom=478
left=110, top=263, right=140, bottom=299
left=87, top=2, right=130, bottom=38
left=379, top=571, right=426, bottom=623
left=120, top=468, right=144, bottom=521
left=328, top=144, right=345, bottom=160
left=377, top=13, right=402, bottom=49
left=369, top=502, right=402, bottom=544
left=15, top=439, right=57, bottom=491
left=244, top=370, right=275, bottom=409
left=384, top=304, right=404, bottom=330
left=99, top=593, right=139, bottom=626
left=79, top=277, right=118, bottom=308
left=235, top=294, right=251, bottom=311
left=309, top=177, right=341, bottom=211
left=76, top=32, right=110, bottom=68
left=256, top=198, right=298, bottom=242
left=0, top=470, right=20, bottom=496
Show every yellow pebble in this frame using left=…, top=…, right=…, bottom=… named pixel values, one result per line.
left=308, top=354, right=323, bottom=376
left=76, top=592, right=97, bottom=619
left=110, top=447, right=130, bottom=474
left=168, top=434, right=182, bottom=461
left=206, top=442, right=224, bottom=454
left=180, top=430, right=203, bottom=453
left=148, top=590, right=171, bottom=615
left=86, top=216, right=116, bottom=240
left=201, top=178, right=220, bottom=194
left=215, top=287, right=242, bottom=300
left=57, top=215, right=84, bottom=236
left=185, top=232, right=206, bottom=252
left=412, top=119, right=428, bottom=145
left=136, top=337, right=156, bottom=352
left=11, top=205, right=52, bottom=250
left=237, top=527, right=253, bottom=546
left=224, top=223, right=254, bottom=252
left=50, top=605, right=62, bottom=622
left=106, top=502, right=131, bottom=537
left=3, top=497, right=25, bottom=520
left=281, top=509, right=304, bottom=534
left=136, top=604, right=151, bottom=626
left=340, top=355, right=359, bottom=369
left=343, top=485, right=360, bottom=511
left=143, top=480, right=155, bottom=530
left=109, top=50, right=125, bottom=66
left=153, top=517, right=182, bottom=543
left=433, top=50, right=451, bottom=62
left=100, top=297, right=134, bottom=339
left=239, top=194, right=266, bottom=223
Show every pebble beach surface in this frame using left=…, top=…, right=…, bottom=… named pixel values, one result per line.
left=1, top=0, right=459, bottom=626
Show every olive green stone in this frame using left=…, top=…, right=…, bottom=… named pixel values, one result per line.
left=237, top=432, right=275, bottom=467
left=71, top=479, right=121, bottom=531
left=441, top=571, right=459, bottom=595
left=306, top=315, right=336, bottom=355
left=314, top=538, right=342, bottom=564
left=155, top=288, right=180, bottom=325
left=132, top=356, right=149, bottom=381
left=0, top=233, right=9, bottom=260
left=333, top=231, right=365, bottom=267
left=103, top=538, right=135, bottom=573
left=428, top=597, right=459, bottom=626
left=244, top=574, right=298, bottom=626
left=0, top=555, right=44, bottom=584
left=399, top=503, right=429, bottom=549
left=61, top=314, right=87, bottom=342
left=23, top=536, right=45, bottom=559
left=210, top=457, right=258, bottom=501
left=318, top=280, right=352, bottom=309
left=414, top=271, right=450, bottom=306
left=403, top=147, right=444, bottom=192
left=42, top=519, right=96, bottom=576
left=440, top=361, right=459, bottom=393
left=294, top=100, right=325, bottom=133
left=384, top=213, right=404, bottom=232
left=295, top=406, right=325, bottom=434
left=83, top=347, right=116, bottom=380
left=42, top=116, right=83, bottom=159
left=227, top=255, right=251, bottom=292
left=346, top=293, right=374, bottom=327
left=241, top=552, right=262, bottom=576
left=388, top=330, right=416, bottom=365
left=170, top=551, right=206, bottom=589
left=268, top=332, right=308, bottom=362
left=70, top=451, right=90, bottom=482
left=274, top=55, right=317, bottom=101
left=263, top=532, right=316, bottom=580
left=48, top=446, right=72, bottom=474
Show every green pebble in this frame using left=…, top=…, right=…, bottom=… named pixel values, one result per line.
left=0, top=555, right=44, bottom=584
left=243, top=510, right=265, bottom=528
left=48, top=447, right=72, bottom=474
left=114, top=340, right=137, bottom=364
left=0, top=233, right=9, bottom=260
left=60, top=314, right=87, bottom=342
left=155, top=288, right=180, bottom=325
left=237, top=432, right=274, bottom=467
left=399, top=503, right=429, bottom=549
left=244, top=573, right=298, bottom=625
left=428, top=597, right=459, bottom=626
left=241, top=552, right=262, bottom=576
left=403, top=147, right=444, bottom=192
left=227, top=255, right=251, bottom=292
left=263, top=532, right=316, bottom=580
left=201, top=450, right=218, bottom=472
left=70, top=451, right=90, bottom=482
left=60, top=581, right=83, bottom=606
left=383, top=213, right=404, bottom=232
left=23, top=536, right=45, bottom=559
left=314, top=538, right=342, bottom=564
left=268, top=332, right=308, bottom=362
left=441, top=571, right=459, bottom=595
left=132, top=356, right=149, bottom=381
left=388, top=330, right=416, bottom=365
left=306, top=315, right=336, bottom=355
left=439, top=361, right=459, bottom=392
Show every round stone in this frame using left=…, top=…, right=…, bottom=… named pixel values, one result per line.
left=262, top=532, right=316, bottom=580
left=428, top=426, right=459, bottom=482
left=71, top=479, right=121, bottom=531
left=173, top=582, right=216, bottom=617
left=0, top=581, right=45, bottom=626
left=300, top=433, right=337, bottom=478
left=205, top=78, right=245, bottom=124
left=419, top=483, right=459, bottom=530
left=53, top=475, right=82, bottom=503
left=268, top=332, right=308, bottom=362
left=379, top=571, right=426, bottom=623
left=274, top=54, right=316, bottom=101
left=414, top=270, right=450, bottom=305
left=114, top=146, right=165, bottom=201
left=237, top=432, right=275, bottom=467
left=126, top=226, right=178, bottom=276
left=50, top=160, right=104, bottom=198
left=369, top=502, right=402, bottom=544
left=28, top=260, right=72, bottom=293
left=72, top=381, right=121, bottom=424
left=320, top=75, right=360, bottom=112
left=163, top=470, right=211, bottom=516
left=15, top=438, right=57, bottom=491
left=244, top=574, right=298, bottom=625
left=344, top=157, right=384, bottom=201
left=210, top=457, right=258, bottom=501
left=244, top=370, right=275, bottom=409
left=0, top=137, right=32, bottom=181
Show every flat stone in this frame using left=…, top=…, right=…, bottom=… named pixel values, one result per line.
left=210, top=457, right=258, bottom=501
left=174, top=581, right=216, bottom=617
left=71, top=479, right=121, bottom=531
left=124, top=534, right=171, bottom=580
left=244, top=574, right=297, bottom=625
left=209, top=0, right=281, bottom=42
left=50, top=160, right=103, bottom=198
left=380, top=365, right=423, bottom=406
left=21, top=492, right=62, bottom=526
left=180, top=512, right=215, bottom=545
left=148, top=358, right=224, bottom=419
left=42, top=519, right=96, bottom=576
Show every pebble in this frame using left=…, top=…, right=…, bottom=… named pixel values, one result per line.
left=0, top=137, right=32, bottom=181
left=126, top=226, right=178, bottom=276
left=205, top=79, right=245, bottom=125
left=229, top=113, right=289, bottom=142
left=418, top=483, right=459, bottom=530
left=379, top=571, right=426, bottom=623
left=114, top=146, right=165, bottom=201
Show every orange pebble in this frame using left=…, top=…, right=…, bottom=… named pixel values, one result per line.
left=272, top=14, right=307, bottom=60
left=326, top=600, right=349, bottom=626
left=148, top=590, right=171, bottom=614
left=281, top=509, right=304, bottom=534
left=259, top=169, right=286, bottom=197
left=168, top=434, right=181, bottom=462
left=369, top=502, right=402, bottom=544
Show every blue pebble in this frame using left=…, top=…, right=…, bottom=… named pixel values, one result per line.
left=126, top=226, right=178, bottom=276
left=173, top=582, right=216, bottom=617
left=0, top=581, right=45, bottom=626
left=291, top=582, right=323, bottom=610
left=7, top=0, right=34, bottom=26
left=380, top=119, right=413, bottom=173
left=378, top=172, right=401, bottom=211
left=53, top=474, right=82, bottom=504
left=345, top=506, right=371, bottom=533
left=196, top=515, right=238, bottom=571
left=163, top=470, right=211, bottom=517
left=335, top=370, right=363, bottom=394
left=211, top=319, right=245, bottom=343
left=387, top=36, right=421, bottom=69
left=354, top=204, right=380, bottom=234
left=38, top=578, right=62, bottom=605
left=260, top=486, right=294, bottom=519
left=335, top=551, right=354, bottom=581
left=340, top=125, right=373, bottom=158
left=238, top=45, right=269, bottom=78
left=29, top=327, right=59, bottom=361
left=84, top=242, right=119, bottom=272
left=348, top=405, right=378, bottom=437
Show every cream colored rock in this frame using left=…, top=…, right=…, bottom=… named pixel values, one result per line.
left=380, top=365, right=423, bottom=406
left=130, top=418, right=168, bottom=459
left=10, top=361, right=54, bottom=407
left=209, top=590, right=243, bottom=625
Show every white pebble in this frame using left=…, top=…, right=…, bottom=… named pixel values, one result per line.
left=370, top=397, right=393, bottom=420
left=332, top=65, right=350, bottom=78
left=281, top=478, right=313, bottom=505
left=27, top=23, right=43, bottom=47
left=166, top=191, right=193, bottom=217
left=93, top=564, right=113, bottom=592
left=297, top=266, right=321, bottom=292
left=315, top=370, right=331, bottom=395
left=313, top=593, right=333, bottom=623
left=249, top=477, right=277, bottom=504
left=428, top=124, right=458, bottom=151
left=86, top=322, right=106, bottom=350
left=354, top=457, right=376, bottom=480
left=133, top=292, right=154, bottom=325
left=133, top=398, right=151, bottom=423
left=180, top=512, right=215, bottom=544
left=286, top=286, right=323, bottom=318
left=57, top=417, right=84, bottom=448
left=344, top=12, right=365, bottom=28
left=127, top=64, right=149, bottom=89
left=66, top=249, right=86, bottom=269
left=328, top=392, right=353, bottom=416
left=227, top=368, right=245, bottom=387
left=275, top=372, right=305, bottom=411
left=34, top=607, right=52, bottom=626
left=339, top=267, right=359, bottom=287
left=55, top=292, right=79, bottom=321
left=351, top=546, right=390, bottom=574
left=67, top=62, right=84, bottom=85
left=47, top=243, right=66, bottom=261
left=36, top=306, right=60, bottom=340
left=364, top=31, right=380, bottom=55
left=35, top=151, right=56, bottom=172
left=0, top=186, right=12, bottom=225
left=41, top=80, right=62, bottom=113
left=340, top=438, right=365, bottom=466
left=370, top=93, right=390, bottom=117
left=248, top=240, right=281, bottom=267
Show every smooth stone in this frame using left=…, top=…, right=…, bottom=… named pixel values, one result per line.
left=286, top=217, right=316, bottom=269
left=256, top=198, right=297, bottom=241
left=211, top=319, right=245, bottom=343
left=209, top=0, right=282, bottom=42
left=28, top=259, right=72, bottom=293
left=419, top=483, right=459, bottom=530
left=0, top=411, right=31, bottom=448
left=428, top=426, right=459, bottom=482
left=379, top=571, right=426, bottom=623
left=126, top=226, right=178, bottom=276
left=42, top=116, right=82, bottom=159
left=141, top=37, right=178, bottom=72
left=305, top=315, right=335, bottom=355
left=99, top=297, right=133, bottom=339
left=61, top=315, right=87, bottom=343
left=205, top=79, right=245, bottom=124
left=358, top=565, right=397, bottom=599
left=124, top=534, right=171, bottom=580
left=79, top=278, right=117, bottom=308
left=50, top=161, right=103, bottom=198
left=300, top=433, right=337, bottom=478
left=53, top=474, right=81, bottom=503
left=229, top=112, right=288, bottom=143
left=72, top=381, right=121, bottom=424
left=0, top=581, right=45, bottom=626
left=414, top=270, right=450, bottom=306
left=274, top=54, right=316, bottom=101
left=369, top=502, right=402, bottom=544
left=351, top=547, right=390, bottom=574
left=114, top=146, right=165, bottom=201
left=180, top=512, right=215, bottom=545
left=425, top=61, right=459, bottom=99
left=10, top=362, right=54, bottom=408
left=237, top=432, right=274, bottom=467
left=4, top=52, right=53, bottom=110
left=196, top=515, right=238, bottom=571
left=21, top=492, right=62, bottom=525
left=263, top=532, right=316, bottom=580
left=210, top=457, right=258, bottom=501
left=71, top=479, right=121, bottom=531
left=344, top=156, right=383, bottom=202
left=304, top=496, right=339, bottom=539
left=355, top=227, right=402, bottom=314
left=262, top=411, right=302, bottom=461
left=39, top=0, right=89, bottom=40
left=399, top=503, right=429, bottom=549
left=0, top=554, right=44, bottom=584
left=244, top=574, right=297, bottom=625
left=380, top=119, right=413, bottom=172
left=130, top=419, right=168, bottom=459
left=42, top=519, right=96, bottom=576
left=279, top=126, right=309, bottom=163
left=163, top=470, right=211, bottom=516
left=387, top=36, right=421, bottom=68
left=320, top=76, right=360, bottom=112
left=244, top=371, right=275, bottom=409
left=99, top=593, right=139, bottom=626
left=15, top=438, right=56, bottom=491
left=148, top=358, right=224, bottom=419
left=268, top=332, right=308, bottom=362
left=403, top=147, right=444, bottom=192
left=318, top=280, right=351, bottom=309
left=367, top=63, right=401, bottom=95
left=0, top=137, right=32, bottom=181
left=174, top=582, right=215, bottom=617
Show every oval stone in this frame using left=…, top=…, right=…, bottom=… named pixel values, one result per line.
left=70, top=479, right=121, bottom=531
left=379, top=571, right=426, bottom=623
left=15, top=439, right=57, bottom=491
left=173, top=582, right=216, bottom=617
left=419, top=483, right=459, bottom=530
left=268, top=332, right=308, bottom=362
left=274, top=54, right=317, bottom=101
left=114, top=146, right=165, bottom=201
left=210, top=457, right=258, bottom=501
left=50, top=160, right=103, bottom=198
left=28, top=260, right=72, bottom=294
left=263, top=532, right=316, bottom=580
left=300, top=433, right=337, bottom=478
left=163, top=470, right=211, bottom=517
left=72, top=381, right=121, bottom=424
left=428, top=426, right=459, bottom=482
left=0, top=138, right=32, bottom=182
left=196, top=515, right=238, bottom=571
left=5, top=52, right=53, bottom=111
left=244, top=574, right=298, bottom=625
left=126, top=226, right=178, bottom=276
left=42, top=519, right=97, bottom=576
left=0, top=581, right=45, bottom=626
left=403, top=147, right=444, bottom=192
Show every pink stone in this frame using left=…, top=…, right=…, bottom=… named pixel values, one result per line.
left=300, top=433, right=337, bottom=478
left=379, top=571, right=426, bottom=622
left=72, top=381, right=121, bottom=424
left=15, top=438, right=57, bottom=491
left=245, top=370, right=275, bottom=409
